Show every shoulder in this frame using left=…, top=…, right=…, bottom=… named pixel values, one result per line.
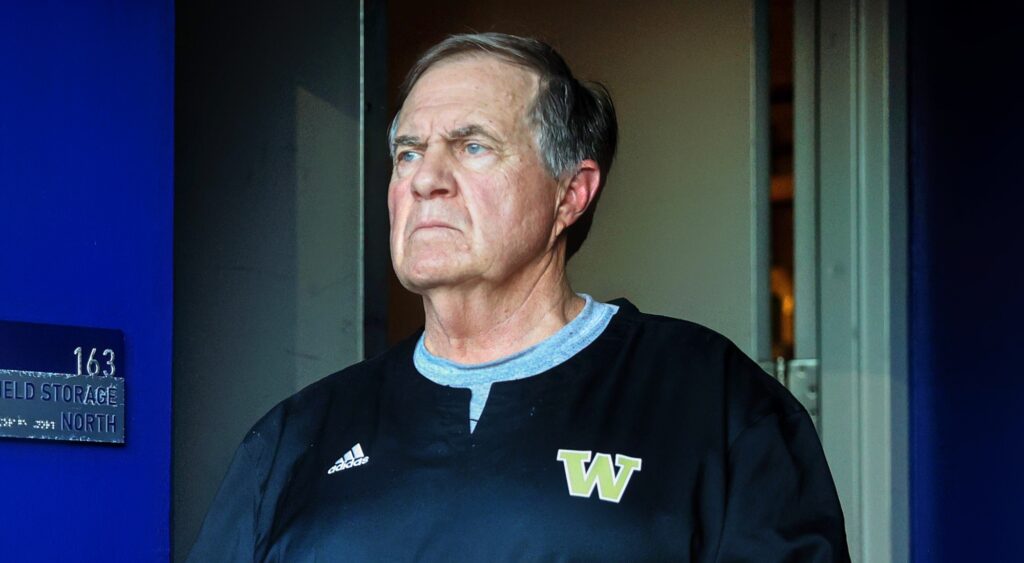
left=607, top=297, right=749, bottom=365
left=239, top=334, right=417, bottom=461
left=606, top=298, right=807, bottom=444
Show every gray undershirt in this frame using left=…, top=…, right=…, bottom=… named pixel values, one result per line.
left=413, top=294, right=619, bottom=433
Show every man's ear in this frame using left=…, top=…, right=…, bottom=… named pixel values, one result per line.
left=554, top=159, right=601, bottom=237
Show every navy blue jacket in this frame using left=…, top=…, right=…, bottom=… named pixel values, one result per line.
left=188, top=300, right=849, bottom=562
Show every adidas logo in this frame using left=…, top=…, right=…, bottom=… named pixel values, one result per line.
left=327, top=443, right=370, bottom=475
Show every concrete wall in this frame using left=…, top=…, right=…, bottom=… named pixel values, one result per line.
left=173, top=1, right=362, bottom=558
left=388, top=1, right=769, bottom=356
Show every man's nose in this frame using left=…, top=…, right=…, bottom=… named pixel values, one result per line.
left=410, top=149, right=456, bottom=199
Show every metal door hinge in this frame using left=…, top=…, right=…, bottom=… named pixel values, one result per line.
left=759, top=358, right=820, bottom=429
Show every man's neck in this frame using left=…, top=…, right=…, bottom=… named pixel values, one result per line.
left=419, top=261, right=584, bottom=364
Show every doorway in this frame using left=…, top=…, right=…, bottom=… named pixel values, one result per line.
left=373, top=2, right=909, bottom=562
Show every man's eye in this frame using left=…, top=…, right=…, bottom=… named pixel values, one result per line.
left=465, top=143, right=487, bottom=156
left=398, top=151, right=420, bottom=163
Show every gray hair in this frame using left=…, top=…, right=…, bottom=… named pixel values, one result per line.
left=389, top=32, right=618, bottom=261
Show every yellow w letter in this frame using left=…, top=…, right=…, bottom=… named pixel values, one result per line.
left=556, top=449, right=642, bottom=503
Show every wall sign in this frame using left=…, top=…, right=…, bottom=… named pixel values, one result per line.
left=0, top=320, right=125, bottom=444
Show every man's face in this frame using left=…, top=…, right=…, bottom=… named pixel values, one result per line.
left=388, top=56, right=562, bottom=293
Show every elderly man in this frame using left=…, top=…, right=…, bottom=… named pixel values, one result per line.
left=189, top=33, right=849, bottom=561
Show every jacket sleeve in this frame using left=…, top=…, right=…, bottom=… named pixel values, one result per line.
left=186, top=438, right=260, bottom=562
left=711, top=410, right=851, bottom=563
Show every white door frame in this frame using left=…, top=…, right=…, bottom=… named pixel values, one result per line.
left=792, top=0, right=909, bottom=561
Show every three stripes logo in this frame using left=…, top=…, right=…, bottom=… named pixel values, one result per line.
left=327, top=443, right=369, bottom=475
left=556, top=449, right=642, bottom=503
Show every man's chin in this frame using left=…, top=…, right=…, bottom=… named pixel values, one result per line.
left=395, top=266, right=469, bottom=294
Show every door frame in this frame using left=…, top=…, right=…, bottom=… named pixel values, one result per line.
left=793, top=0, right=909, bottom=560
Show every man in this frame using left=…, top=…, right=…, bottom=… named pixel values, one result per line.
left=189, top=33, right=849, bottom=561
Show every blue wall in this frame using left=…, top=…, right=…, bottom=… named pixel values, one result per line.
left=0, top=2, right=174, bottom=561
left=909, top=2, right=1024, bottom=561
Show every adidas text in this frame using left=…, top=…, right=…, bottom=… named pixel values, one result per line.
left=327, top=443, right=370, bottom=475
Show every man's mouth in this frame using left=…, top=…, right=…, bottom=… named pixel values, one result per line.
left=412, top=220, right=458, bottom=233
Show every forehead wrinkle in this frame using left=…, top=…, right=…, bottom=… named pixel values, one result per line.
left=398, top=57, right=542, bottom=148
left=398, top=116, right=507, bottom=148
left=395, top=102, right=478, bottom=141
left=445, top=124, right=503, bottom=144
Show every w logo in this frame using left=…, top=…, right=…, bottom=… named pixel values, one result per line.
left=556, top=449, right=643, bottom=503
